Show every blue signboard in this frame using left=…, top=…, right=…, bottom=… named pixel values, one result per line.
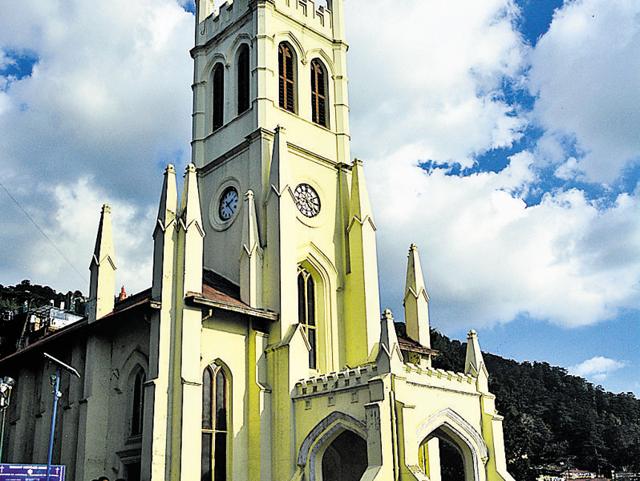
left=0, top=464, right=65, bottom=481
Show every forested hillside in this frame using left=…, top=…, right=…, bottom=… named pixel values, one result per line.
left=431, top=330, right=640, bottom=480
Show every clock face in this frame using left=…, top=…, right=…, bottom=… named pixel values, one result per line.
left=218, top=187, right=239, bottom=221
left=294, top=183, right=321, bottom=218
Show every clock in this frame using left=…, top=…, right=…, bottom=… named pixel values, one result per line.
left=218, top=186, right=239, bottom=221
left=293, top=183, right=321, bottom=218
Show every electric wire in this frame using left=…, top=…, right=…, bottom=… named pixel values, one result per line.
left=0, top=180, right=87, bottom=283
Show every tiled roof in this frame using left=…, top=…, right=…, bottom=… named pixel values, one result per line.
left=188, top=269, right=278, bottom=321
left=394, top=322, right=439, bottom=356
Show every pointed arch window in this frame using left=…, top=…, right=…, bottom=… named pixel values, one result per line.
left=311, top=59, right=328, bottom=127
left=202, top=364, right=230, bottom=481
left=212, top=63, right=225, bottom=130
left=237, top=44, right=250, bottom=114
left=278, top=42, right=296, bottom=113
left=131, top=370, right=145, bottom=437
left=297, top=267, right=317, bottom=369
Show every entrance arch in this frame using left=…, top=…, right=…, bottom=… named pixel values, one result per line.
left=296, top=412, right=369, bottom=481
left=321, top=430, right=368, bottom=481
left=416, top=409, right=488, bottom=481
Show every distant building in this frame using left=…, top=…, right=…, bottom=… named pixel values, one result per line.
left=564, top=469, right=598, bottom=480
left=613, top=472, right=640, bottom=481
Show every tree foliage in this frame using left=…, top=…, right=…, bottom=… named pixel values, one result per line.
left=431, top=330, right=640, bottom=480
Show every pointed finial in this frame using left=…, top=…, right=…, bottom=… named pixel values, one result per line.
left=118, top=286, right=127, bottom=302
left=349, top=159, right=373, bottom=222
left=465, top=328, right=489, bottom=392
left=89, top=203, right=116, bottom=322
left=180, top=163, right=203, bottom=229
left=404, top=243, right=431, bottom=347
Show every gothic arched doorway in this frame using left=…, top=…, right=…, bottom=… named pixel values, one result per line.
left=440, top=436, right=465, bottom=481
left=419, top=427, right=476, bottom=481
left=321, top=430, right=368, bottom=481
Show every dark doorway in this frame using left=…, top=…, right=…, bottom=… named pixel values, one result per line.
left=440, top=438, right=465, bottom=481
left=321, top=430, right=368, bottom=481
left=125, top=461, right=141, bottom=481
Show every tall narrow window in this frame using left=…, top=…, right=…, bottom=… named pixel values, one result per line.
left=297, top=268, right=317, bottom=369
left=212, top=63, right=224, bottom=130
left=202, top=364, right=230, bottom=481
left=278, top=43, right=296, bottom=113
left=131, top=370, right=145, bottom=437
left=237, top=45, right=250, bottom=114
left=311, top=59, right=328, bottom=127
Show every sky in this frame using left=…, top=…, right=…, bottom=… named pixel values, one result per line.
left=0, top=0, right=639, bottom=395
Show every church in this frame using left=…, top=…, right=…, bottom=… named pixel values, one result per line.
left=0, top=1, right=517, bottom=480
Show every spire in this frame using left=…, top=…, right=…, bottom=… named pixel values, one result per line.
left=376, top=309, right=403, bottom=373
left=348, top=159, right=375, bottom=227
left=269, top=126, right=289, bottom=196
left=179, top=163, right=204, bottom=295
left=240, top=190, right=263, bottom=307
left=152, top=164, right=178, bottom=300
left=465, top=329, right=489, bottom=392
left=404, top=244, right=431, bottom=348
left=88, top=204, right=116, bottom=323
left=344, top=159, right=381, bottom=366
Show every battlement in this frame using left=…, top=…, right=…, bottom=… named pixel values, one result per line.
left=273, top=0, right=334, bottom=37
left=197, top=0, right=249, bottom=46
left=293, top=364, right=379, bottom=399
left=196, top=0, right=334, bottom=49
left=403, top=364, right=479, bottom=394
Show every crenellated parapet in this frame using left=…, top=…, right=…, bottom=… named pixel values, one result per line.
left=196, top=0, right=334, bottom=48
left=196, top=0, right=250, bottom=46
left=272, top=0, right=334, bottom=37
left=293, top=363, right=379, bottom=399
left=402, top=364, right=479, bottom=395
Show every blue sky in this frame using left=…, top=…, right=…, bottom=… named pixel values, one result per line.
left=0, top=0, right=638, bottom=394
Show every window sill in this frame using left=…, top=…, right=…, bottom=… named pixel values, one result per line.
left=275, top=105, right=333, bottom=132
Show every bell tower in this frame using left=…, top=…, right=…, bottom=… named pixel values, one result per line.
left=191, top=0, right=379, bottom=371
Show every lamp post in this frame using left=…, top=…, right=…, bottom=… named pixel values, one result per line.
left=0, top=376, right=15, bottom=462
left=43, top=353, right=80, bottom=481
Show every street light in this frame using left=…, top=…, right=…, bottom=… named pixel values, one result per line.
left=43, top=353, right=80, bottom=481
left=0, top=376, right=15, bottom=462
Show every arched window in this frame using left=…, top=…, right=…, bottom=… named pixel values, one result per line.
left=202, top=364, right=230, bottom=481
left=212, top=63, right=224, bottom=130
left=297, top=267, right=317, bottom=369
left=278, top=42, right=296, bottom=113
left=237, top=44, right=250, bottom=114
left=131, top=370, right=145, bottom=437
left=310, top=59, right=328, bottom=127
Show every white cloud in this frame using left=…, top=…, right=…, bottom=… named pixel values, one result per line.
left=554, top=156, right=583, bottom=181
left=27, top=178, right=154, bottom=295
left=529, top=0, right=640, bottom=183
left=345, top=0, right=528, bottom=167
left=0, top=0, right=193, bottom=199
left=1, top=0, right=639, bottom=339
left=0, top=0, right=193, bottom=294
left=370, top=152, right=640, bottom=329
left=569, top=356, right=627, bottom=382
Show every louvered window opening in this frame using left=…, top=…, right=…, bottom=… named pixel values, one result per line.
left=311, top=60, right=328, bottom=127
left=212, top=64, right=224, bottom=130
left=202, top=365, right=229, bottom=481
left=297, top=268, right=317, bottom=369
left=279, top=43, right=296, bottom=112
left=237, top=46, right=250, bottom=114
